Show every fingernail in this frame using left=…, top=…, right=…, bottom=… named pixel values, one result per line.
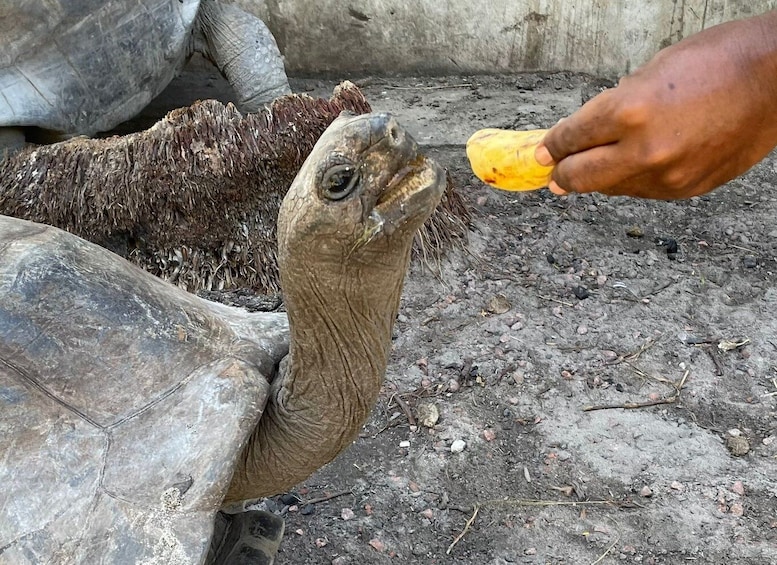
left=535, top=145, right=554, bottom=167
left=548, top=180, right=568, bottom=195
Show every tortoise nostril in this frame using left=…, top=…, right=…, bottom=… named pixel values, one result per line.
left=387, top=124, right=400, bottom=145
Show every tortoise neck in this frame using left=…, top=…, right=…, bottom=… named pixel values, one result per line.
left=223, top=249, right=411, bottom=503
left=282, top=259, right=407, bottom=424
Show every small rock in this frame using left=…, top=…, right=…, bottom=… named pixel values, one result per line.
left=729, top=503, right=745, bottom=517
left=332, top=557, right=348, bottom=565
left=742, top=255, right=757, bottom=269
left=341, top=508, right=355, bottom=521
left=596, top=274, right=608, bottom=286
left=487, top=294, right=511, bottom=314
left=280, top=493, right=301, bottom=505
left=483, top=428, right=497, bottom=442
left=399, top=440, right=411, bottom=448
left=639, top=486, right=653, bottom=498
left=509, top=396, right=520, bottom=405
left=525, top=547, right=537, bottom=555
left=315, top=537, right=328, bottom=548
left=728, top=428, right=743, bottom=437
left=420, top=508, right=434, bottom=520
left=447, top=379, right=461, bottom=393
left=726, top=435, right=750, bottom=456
left=670, top=481, right=684, bottom=492
left=762, top=436, right=775, bottom=446
left=450, top=439, right=467, bottom=453
left=417, top=403, right=440, bottom=428
left=369, top=539, right=386, bottom=552
left=626, top=226, right=644, bottom=238
left=556, top=450, right=571, bottom=461
left=295, top=529, right=304, bottom=536
left=576, top=325, right=588, bottom=335
left=300, top=504, right=315, bottom=515
left=573, top=286, right=590, bottom=300
left=288, top=505, right=299, bottom=513
left=731, top=481, right=745, bottom=496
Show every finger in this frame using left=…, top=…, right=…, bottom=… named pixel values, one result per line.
left=535, top=143, right=554, bottom=166
left=543, top=89, right=624, bottom=161
left=552, top=143, right=639, bottom=195
left=548, top=180, right=569, bottom=195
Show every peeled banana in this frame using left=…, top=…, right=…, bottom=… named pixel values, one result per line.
left=466, top=128, right=553, bottom=191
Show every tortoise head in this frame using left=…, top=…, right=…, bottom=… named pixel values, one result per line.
left=277, top=112, right=445, bottom=283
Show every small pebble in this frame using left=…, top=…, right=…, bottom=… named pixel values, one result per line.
left=300, top=504, right=315, bottom=515
left=369, top=539, right=386, bottom=552
left=509, top=396, right=520, bottom=405
left=726, top=435, right=750, bottom=456
left=639, top=486, right=653, bottom=497
left=280, top=493, right=301, bottom=505
left=670, top=481, right=684, bottom=492
left=626, top=226, right=644, bottom=238
left=450, top=439, right=467, bottom=453
left=576, top=325, right=588, bottom=335
left=483, top=428, right=496, bottom=442
left=295, top=529, right=304, bottom=536
left=525, top=547, right=537, bottom=555
left=448, top=379, right=461, bottom=392
left=729, top=503, right=745, bottom=517
left=399, top=440, right=411, bottom=448
left=420, top=508, right=434, bottom=520
left=332, top=558, right=348, bottom=565
left=341, top=508, right=355, bottom=521
left=315, top=538, right=328, bottom=548
left=573, top=286, right=590, bottom=300
left=742, top=255, right=757, bottom=269
left=731, top=481, right=745, bottom=496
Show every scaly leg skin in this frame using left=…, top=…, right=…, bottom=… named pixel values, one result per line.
left=207, top=510, right=285, bottom=565
left=196, top=0, right=291, bottom=111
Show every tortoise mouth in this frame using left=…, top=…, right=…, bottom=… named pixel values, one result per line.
left=350, top=154, right=444, bottom=252
left=373, top=154, right=444, bottom=233
left=375, top=154, right=443, bottom=213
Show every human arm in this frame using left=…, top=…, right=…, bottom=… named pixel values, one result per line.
left=536, top=10, right=777, bottom=199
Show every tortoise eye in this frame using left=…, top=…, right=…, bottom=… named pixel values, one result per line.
left=322, top=164, right=359, bottom=201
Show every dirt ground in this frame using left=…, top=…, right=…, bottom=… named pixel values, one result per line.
left=132, top=61, right=777, bottom=565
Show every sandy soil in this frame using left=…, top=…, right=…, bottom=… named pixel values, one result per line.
left=131, top=62, right=777, bottom=565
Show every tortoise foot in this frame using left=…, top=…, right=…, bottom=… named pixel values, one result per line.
left=207, top=510, right=285, bottom=565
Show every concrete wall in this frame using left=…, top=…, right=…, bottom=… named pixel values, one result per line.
left=233, top=0, right=776, bottom=77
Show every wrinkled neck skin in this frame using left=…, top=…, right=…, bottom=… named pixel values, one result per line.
left=225, top=241, right=412, bottom=503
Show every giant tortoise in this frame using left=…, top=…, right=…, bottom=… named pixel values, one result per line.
left=0, top=0, right=290, bottom=148
left=0, top=112, right=444, bottom=563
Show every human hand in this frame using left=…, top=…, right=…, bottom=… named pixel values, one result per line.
left=536, top=11, right=777, bottom=199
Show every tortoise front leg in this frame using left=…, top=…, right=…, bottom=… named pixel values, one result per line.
left=195, top=0, right=291, bottom=111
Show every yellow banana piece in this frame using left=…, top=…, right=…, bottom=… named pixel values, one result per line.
left=466, top=128, right=553, bottom=191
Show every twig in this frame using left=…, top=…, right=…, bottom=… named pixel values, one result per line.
left=383, top=83, right=475, bottom=90
left=590, top=519, right=621, bottom=565
left=393, top=394, right=417, bottom=428
left=705, top=346, right=725, bottom=376
left=727, top=243, right=758, bottom=253
left=583, top=396, right=677, bottom=412
left=537, top=294, right=575, bottom=307
left=583, top=370, right=689, bottom=412
left=481, top=498, right=629, bottom=509
left=447, top=505, right=479, bottom=555
left=302, top=490, right=353, bottom=505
